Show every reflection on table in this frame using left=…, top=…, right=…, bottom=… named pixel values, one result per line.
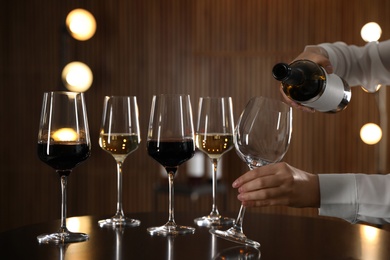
left=1, top=212, right=390, bottom=259
left=153, top=179, right=228, bottom=212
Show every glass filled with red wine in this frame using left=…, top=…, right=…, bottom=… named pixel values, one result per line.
left=98, top=96, right=141, bottom=227
left=37, top=91, right=91, bottom=244
left=146, top=94, right=196, bottom=235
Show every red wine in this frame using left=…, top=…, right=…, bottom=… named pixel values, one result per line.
left=147, top=139, right=195, bottom=173
left=37, top=142, right=91, bottom=172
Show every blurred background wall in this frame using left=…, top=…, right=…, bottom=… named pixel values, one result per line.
left=1, top=0, right=389, bottom=232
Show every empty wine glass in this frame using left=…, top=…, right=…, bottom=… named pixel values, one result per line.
left=98, top=96, right=141, bottom=227
left=147, top=94, right=196, bottom=235
left=37, top=91, right=91, bottom=244
left=194, top=97, right=235, bottom=227
left=210, top=96, right=292, bottom=248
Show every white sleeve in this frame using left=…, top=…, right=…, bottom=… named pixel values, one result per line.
left=317, top=40, right=390, bottom=92
left=319, top=173, right=390, bottom=224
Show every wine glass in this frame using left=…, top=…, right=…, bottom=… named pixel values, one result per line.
left=98, top=96, right=141, bottom=227
left=210, top=96, right=292, bottom=248
left=194, top=97, right=235, bottom=227
left=147, top=94, right=196, bottom=235
left=37, top=91, right=91, bottom=244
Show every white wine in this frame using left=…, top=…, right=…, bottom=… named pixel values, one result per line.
left=196, top=133, right=234, bottom=159
left=272, top=59, right=351, bottom=113
left=99, top=133, right=139, bottom=161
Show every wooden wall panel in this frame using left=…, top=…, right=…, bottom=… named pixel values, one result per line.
left=1, top=0, right=390, bottom=231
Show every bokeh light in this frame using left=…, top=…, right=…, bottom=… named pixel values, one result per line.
left=66, top=9, right=96, bottom=41
left=360, top=123, right=382, bottom=145
left=361, top=22, right=382, bottom=42
left=62, top=61, right=93, bottom=92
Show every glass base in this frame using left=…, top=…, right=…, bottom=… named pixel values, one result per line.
left=213, top=246, right=261, bottom=259
left=147, top=221, right=195, bottom=236
left=98, top=216, right=141, bottom=227
left=37, top=231, right=88, bottom=244
left=210, top=228, right=260, bottom=248
left=194, top=215, right=235, bottom=227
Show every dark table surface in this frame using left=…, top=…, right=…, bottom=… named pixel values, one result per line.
left=1, top=212, right=390, bottom=260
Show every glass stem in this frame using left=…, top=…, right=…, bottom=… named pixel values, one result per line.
left=115, top=228, right=122, bottom=260
left=59, top=245, right=67, bottom=260
left=233, top=205, right=246, bottom=233
left=231, top=165, right=254, bottom=233
left=59, top=173, right=69, bottom=233
left=210, top=158, right=220, bottom=216
left=167, top=171, right=175, bottom=225
left=115, top=161, right=125, bottom=218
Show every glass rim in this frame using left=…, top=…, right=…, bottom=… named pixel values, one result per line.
left=198, top=96, right=233, bottom=100
left=44, top=91, right=83, bottom=95
left=104, top=95, right=138, bottom=98
left=152, top=93, right=190, bottom=97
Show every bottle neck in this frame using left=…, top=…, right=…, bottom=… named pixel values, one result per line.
left=272, top=63, right=304, bottom=86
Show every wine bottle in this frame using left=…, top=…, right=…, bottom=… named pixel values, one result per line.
left=272, top=59, right=351, bottom=113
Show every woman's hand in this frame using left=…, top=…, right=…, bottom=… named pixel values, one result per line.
left=294, top=46, right=333, bottom=73
left=232, top=162, right=320, bottom=208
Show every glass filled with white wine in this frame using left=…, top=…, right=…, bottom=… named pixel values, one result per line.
left=194, top=97, right=235, bottom=227
left=98, top=96, right=141, bottom=227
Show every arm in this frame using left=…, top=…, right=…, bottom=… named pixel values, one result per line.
left=233, top=162, right=390, bottom=224
left=319, top=40, right=390, bottom=92
left=320, top=173, right=390, bottom=224
left=283, top=40, right=390, bottom=111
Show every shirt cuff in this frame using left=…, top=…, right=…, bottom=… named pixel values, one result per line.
left=318, top=174, right=359, bottom=223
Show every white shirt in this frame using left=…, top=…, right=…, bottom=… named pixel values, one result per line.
left=319, top=174, right=390, bottom=224
left=319, top=40, right=390, bottom=92
left=314, top=40, right=390, bottom=224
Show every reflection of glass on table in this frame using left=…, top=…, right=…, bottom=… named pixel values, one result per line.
left=213, top=246, right=261, bottom=260
left=2, top=213, right=390, bottom=259
left=153, top=176, right=228, bottom=213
